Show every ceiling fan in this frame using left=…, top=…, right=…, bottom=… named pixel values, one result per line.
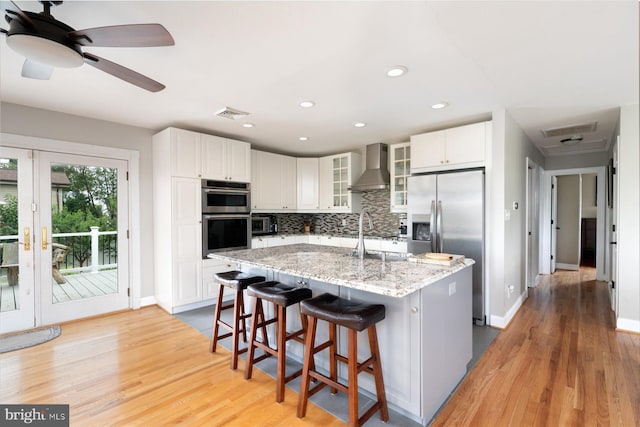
left=0, top=0, right=174, bottom=92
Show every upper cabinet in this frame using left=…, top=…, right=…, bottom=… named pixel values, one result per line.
left=252, top=150, right=297, bottom=212
left=318, top=152, right=362, bottom=213
left=201, top=134, right=251, bottom=182
left=297, top=158, right=320, bottom=211
left=390, top=142, right=410, bottom=212
left=410, top=121, right=490, bottom=173
left=158, top=127, right=250, bottom=182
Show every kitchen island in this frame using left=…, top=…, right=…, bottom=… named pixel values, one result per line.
left=209, top=244, right=474, bottom=425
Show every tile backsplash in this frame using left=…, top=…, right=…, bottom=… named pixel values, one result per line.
left=268, top=189, right=405, bottom=237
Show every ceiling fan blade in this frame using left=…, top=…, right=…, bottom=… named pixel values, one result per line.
left=83, top=52, right=165, bottom=92
left=70, top=24, right=174, bottom=47
left=0, top=0, right=34, bottom=27
left=22, top=59, right=54, bottom=80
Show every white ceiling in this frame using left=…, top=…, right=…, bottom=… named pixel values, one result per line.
left=1, top=1, right=637, bottom=157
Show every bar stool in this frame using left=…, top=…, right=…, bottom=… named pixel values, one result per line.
left=244, top=281, right=313, bottom=402
left=210, top=270, right=266, bottom=370
left=297, top=293, right=389, bottom=427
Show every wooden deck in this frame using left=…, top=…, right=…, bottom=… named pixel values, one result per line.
left=0, top=269, right=118, bottom=312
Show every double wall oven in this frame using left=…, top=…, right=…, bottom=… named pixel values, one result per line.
left=201, top=180, right=251, bottom=257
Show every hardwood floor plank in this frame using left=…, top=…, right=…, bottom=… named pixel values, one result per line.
left=432, top=268, right=640, bottom=427
left=0, top=306, right=344, bottom=426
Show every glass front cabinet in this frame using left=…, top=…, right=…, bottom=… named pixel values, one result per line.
left=390, top=142, right=410, bottom=212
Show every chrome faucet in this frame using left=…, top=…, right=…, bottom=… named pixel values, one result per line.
left=355, top=209, right=373, bottom=259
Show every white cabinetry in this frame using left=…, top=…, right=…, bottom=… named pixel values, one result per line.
left=252, top=150, right=297, bottom=211
left=318, top=152, right=362, bottom=213
left=201, top=134, right=251, bottom=182
left=153, top=128, right=251, bottom=313
left=161, top=127, right=250, bottom=181
left=390, top=142, right=410, bottom=212
left=410, top=121, right=489, bottom=173
left=296, top=158, right=320, bottom=211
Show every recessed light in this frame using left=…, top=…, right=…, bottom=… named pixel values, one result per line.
left=242, top=123, right=255, bottom=128
left=386, top=66, right=408, bottom=77
left=299, top=137, right=309, bottom=141
left=299, top=101, right=315, bottom=108
left=353, top=122, right=367, bottom=128
left=431, top=102, right=449, bottom=109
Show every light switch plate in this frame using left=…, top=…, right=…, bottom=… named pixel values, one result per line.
left=504, top=209, right=511, bottom=221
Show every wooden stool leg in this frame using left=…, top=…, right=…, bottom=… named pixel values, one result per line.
left=276, top=304, right=287, bottom=403
left=231, top=289, right=243, bottom=370
left=239, top=291, right=248, bottom=343
left=300, top=312, right=316, bottom=377
left=297, top=315, right=317, bottom=418
left=210, top=285, right=225, bottom=353
left=329, top=322, right=338, bottom=394
left=347, top=328, right=359, bottom=427
left=245, top=297, right=262, bottom=380
left=368, top=325, right=389, bottom=422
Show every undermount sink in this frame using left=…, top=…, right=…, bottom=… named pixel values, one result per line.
left=346, top=250, right=407, bottom=262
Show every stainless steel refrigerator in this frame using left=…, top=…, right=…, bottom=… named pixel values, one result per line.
left=407, top=169, right=485, bottom=325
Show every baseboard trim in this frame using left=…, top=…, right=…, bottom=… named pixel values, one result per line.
left=556, top=263, right=579, bottom=271
left=616, top=318, right=640, bottom=333
left=490, top=292, right=526, bottom=329
left=140, top=296, right=157, bottom=307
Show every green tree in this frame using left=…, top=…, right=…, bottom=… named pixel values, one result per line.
left=52, top=209, right=111, bottom=267
left=0, top=194, right=18, bottom=235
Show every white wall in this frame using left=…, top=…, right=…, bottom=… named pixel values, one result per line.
left=616, top=104, right=640, bottom=332
left=545, top=152, right=608, bottom=170
left=489, top=110, right=545, bottom=327
left=581, top=174, right=597, bottom=219
left=0, top=102, right=156, bottom=299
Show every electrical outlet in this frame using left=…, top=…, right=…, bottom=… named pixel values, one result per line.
left=448, top=282, right=456, bottom=296
left=341, top=219, right=347, bottom=226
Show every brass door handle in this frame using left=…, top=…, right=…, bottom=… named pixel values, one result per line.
left=42, top=227, right=48, bottom=250
left=23, top=227, right=31, bottom=251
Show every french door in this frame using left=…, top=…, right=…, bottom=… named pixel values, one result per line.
left=0, top=148, right=130, bottom=333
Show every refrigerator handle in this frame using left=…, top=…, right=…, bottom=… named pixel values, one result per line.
left=430, top=200, right=436, bottom=253
left=437, top=200, right=443, bottom=253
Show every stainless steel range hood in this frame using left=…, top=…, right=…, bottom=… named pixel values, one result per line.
left=349, top=143, right=390, bottom=192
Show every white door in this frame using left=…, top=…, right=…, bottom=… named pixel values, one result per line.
left=37, top=152, right=130, bottom=325
left=0, top=149, right=130, bottom=332
left=0, top=148, right=36, bottom=333
left=550, top=176, right=558, bottom=273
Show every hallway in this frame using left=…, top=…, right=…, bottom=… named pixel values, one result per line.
left=432, top=268, right=640, bottom=426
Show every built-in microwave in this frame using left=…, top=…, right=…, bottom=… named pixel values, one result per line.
left=252, top=215, right=278, bottom=236
left=202, top=214, right=251, bottom=257
left=201, top=180, right=250, bottom=214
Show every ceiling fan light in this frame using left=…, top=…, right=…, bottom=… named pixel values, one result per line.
left=7, top=34, right=83, bottom=68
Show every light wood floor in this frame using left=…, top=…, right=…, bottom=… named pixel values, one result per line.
left=432, top=268, right=640, bottom=426
left=2, top=268, right=638, bottom=426
left=0, top=306, right=344, bottom=426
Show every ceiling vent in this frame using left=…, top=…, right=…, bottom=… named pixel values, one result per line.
left=215, top=106, right=250, bottom=120
left=540, top=122, right=597, bottom=138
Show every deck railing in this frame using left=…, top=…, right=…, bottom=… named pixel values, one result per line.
left=0, top=227, right=117, bottom=274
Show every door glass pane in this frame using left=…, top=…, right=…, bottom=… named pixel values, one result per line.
left=0, top=158, right=19, bottom=312
left=50, top=163, right=118, bottom=303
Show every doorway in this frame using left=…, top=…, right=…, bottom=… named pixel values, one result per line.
left=541, top=167, right=607, bottom=280
left=0, top=147, right=130, bottom=333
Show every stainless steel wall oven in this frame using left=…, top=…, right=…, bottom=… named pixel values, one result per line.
left=202, top=180, right=251, bottom=257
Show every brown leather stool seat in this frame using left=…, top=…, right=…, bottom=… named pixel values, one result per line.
left=297, top=293, right=389, bottom=427
left=245, top=281, right=312, bottom=402
left=209, top=271, right=266, bottom=370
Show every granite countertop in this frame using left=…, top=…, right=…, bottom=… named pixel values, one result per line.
left=208, top=244, right=473, bottom=298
